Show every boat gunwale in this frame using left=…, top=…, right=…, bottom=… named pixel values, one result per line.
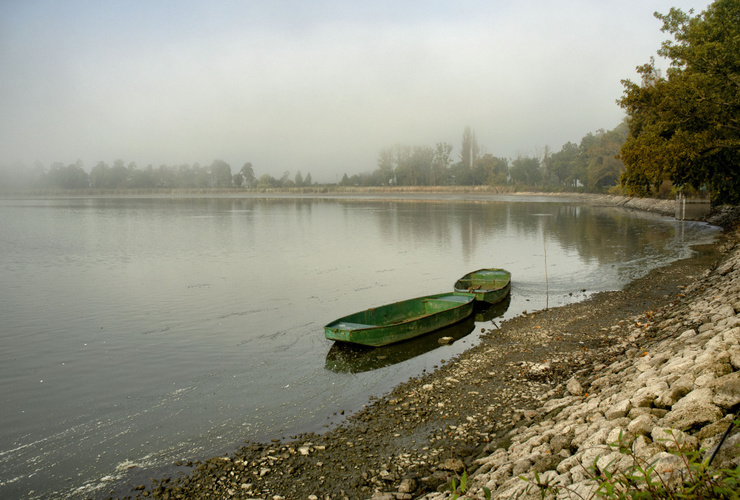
left=324, top=292, right=476, bottom=346
left=453, top=268, right=511, bottom=296
left=324, top=292, right=475, bottom=331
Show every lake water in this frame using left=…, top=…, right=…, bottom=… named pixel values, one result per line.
left=0, top=194, right=719, bottom=498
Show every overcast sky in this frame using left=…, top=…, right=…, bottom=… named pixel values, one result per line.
left=0, top=0, right=708, bottom=182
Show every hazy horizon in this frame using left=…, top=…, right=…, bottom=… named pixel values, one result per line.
left=1, top=0, right=708, bottom=183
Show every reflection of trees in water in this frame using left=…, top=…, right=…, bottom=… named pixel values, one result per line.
left=368, top=201, right=508, bottom=259
left=211, top=197, right=679, bottom=270
left=371, top=201, right=457, bottom=251
left=355, top=199, right=677, bottom=268
left=543, top=205, right=674, bottom=265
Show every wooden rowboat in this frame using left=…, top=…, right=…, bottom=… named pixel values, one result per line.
left=454, top=268, right=511, bottom=304
left=325, top=315, right=476, bottom=372
left=324, top=292, right=475, bottom=347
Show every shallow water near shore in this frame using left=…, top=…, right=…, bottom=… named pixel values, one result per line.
left=0, top=194, right=718, bottom=498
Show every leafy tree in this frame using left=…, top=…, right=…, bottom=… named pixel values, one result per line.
left=90, top=161, right=109, bottom=188
left=376, top=147, right=396, bottom=185
left=510, top=156, right=542, bottom=186
left=339, top=173, right=365, bottom=186
left=395, top=146, right=434, bottom=186
left=279, top=170, right=291, bottom=187
left=194, top=163, right=211, bottom=188
left=157, top=164, right=175, bottom=188
left=539, top=146, right=555, bottom=186
left=618, top=0, right=740, bottom=203
left=473, top=154, right=508, bottom=186
left=105, top=159, right=129, bottom=188
left=374, top=144, right=412, bottom=185
left=241, top=162, right=256, bottom=188
left=210, top=160, right=233, bottom=188
left=304, top=172, right=312, bottom=186
left=543, top=122, right=628, bottom=190
left=294, top=170, right=303, bottom=187
left=175, top=163, right=195, bottom=188
left=584, top=123, right=628, bottom=191
left=448, top=161, right=470, bottom=186
left=130, top=163, right=155, bottom=189
left=257, top=173, right=278, bottom=188
left=547, top=142, right=581, bottom=187
left=46, top=160, right=89, bottom=189
left=431, top=142, right=453, bottom=185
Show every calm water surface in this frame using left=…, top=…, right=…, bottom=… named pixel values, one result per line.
left=0, top=195, right=718, bottom=498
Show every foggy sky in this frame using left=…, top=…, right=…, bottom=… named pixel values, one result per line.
left=0, top=0, right=707, bottom=182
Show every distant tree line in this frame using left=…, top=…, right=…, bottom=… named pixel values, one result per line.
left=0, top=159, right=314, bottom=191
left=5, top=4, right=735, bottom=201
left=0, top=123, right=627, bottom=194
left=338, top=122, right=629, bottom=193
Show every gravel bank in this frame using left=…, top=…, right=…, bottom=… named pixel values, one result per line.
left=110, top=204, right=738, bottom=500
left=423, top=221, right=740, bottom=499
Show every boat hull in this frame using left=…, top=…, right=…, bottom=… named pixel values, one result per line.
left=454, top=268, right=511, bottom=304
left=325, top=316, right=476, bottom=372
left=324, top=292, right=475, bottom=347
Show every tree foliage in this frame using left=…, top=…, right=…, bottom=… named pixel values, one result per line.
left=510, top=156, right=542, bottom=186
left=241, top=163, right=256, bottom=188
left=541, top=122, right=628, bottom=191
left=618, top=0, right=740, bottom=203
left=46, top=161, right=89, bottom=189
left=583, top=123, right=629, bottom=191
left=352, top=124, right=627, bottom=189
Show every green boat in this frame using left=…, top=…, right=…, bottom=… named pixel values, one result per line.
left=454, top=268, right=511, bottom=304
left=325, top=316, right=476, bottom=373
left=324, top=292, right=475, bottom=347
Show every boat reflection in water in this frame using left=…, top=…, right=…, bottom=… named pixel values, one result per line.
left=474, top=293, right=511, bottom=323
left=325, top=296, right=509, bottom=373
left=325, top=316, right=475, bottom=373
left=325, top=295, right=511, bottom=373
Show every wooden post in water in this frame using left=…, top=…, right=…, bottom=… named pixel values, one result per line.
left=544, top=236, right=549, bottom=310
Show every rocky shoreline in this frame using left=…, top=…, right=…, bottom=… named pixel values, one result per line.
left=571, top=193, right=676, bottom=217
left=422, top=221, right=740, bottom=498
left=111, top=204, right=739, bottom=500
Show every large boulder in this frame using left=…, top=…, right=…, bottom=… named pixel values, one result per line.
left=660, top=403, right=724, bottom=431
left=709, top=371, right=740, bottom=409
left=631, top=382, right=669, bottom=408
left=672, top=388, right=715, bottom=411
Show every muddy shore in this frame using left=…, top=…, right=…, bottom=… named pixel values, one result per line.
left=108, top=201, right=736, bottom=500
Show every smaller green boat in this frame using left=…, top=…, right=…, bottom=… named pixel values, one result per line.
left=454, top=268, right=511, bottom=304
left=324, top=292, right=475, bottom=347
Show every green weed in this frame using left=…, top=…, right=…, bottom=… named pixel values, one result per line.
left=449, top=470, right=492, bottom=499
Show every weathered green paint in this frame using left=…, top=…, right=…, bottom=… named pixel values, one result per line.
left=324, top=292, right=475, bottom=347
left=325, top=316, right=476, bottom=373
left=454, top=268, right=511, bottom=304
